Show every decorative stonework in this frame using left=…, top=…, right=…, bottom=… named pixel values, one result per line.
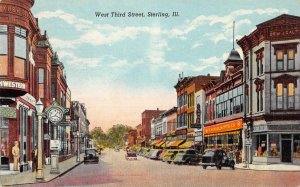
left=255, top=47, right=264, bottom=60
left=254, top=78, right=264, bottom=92
left=273, top=74, right=298, bottom=88
left=272, top=42, right=298, bottom=55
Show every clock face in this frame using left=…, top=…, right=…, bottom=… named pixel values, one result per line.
left=48, top=108, right=63, bottom=123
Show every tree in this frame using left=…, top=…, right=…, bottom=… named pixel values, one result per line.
left=107, top=124, right=132, bottom=148
left=90, top=127, right=107, bottom=149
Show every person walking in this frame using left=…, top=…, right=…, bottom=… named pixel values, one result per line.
left=235, top=149, right=240, bottom=164
left=31, top=145, right=37, bottom=172
left=12, top=141, right=20, bottom=171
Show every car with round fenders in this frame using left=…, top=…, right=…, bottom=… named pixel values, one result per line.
left=201, top=149, right=235, bottom=170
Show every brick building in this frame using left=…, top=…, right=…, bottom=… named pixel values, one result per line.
left=127, top=129, right=137, bottom=147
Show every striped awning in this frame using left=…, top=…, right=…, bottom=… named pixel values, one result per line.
left=169, top=140, right=185, bottom=147
left=178, top=141, right=194, bottom=149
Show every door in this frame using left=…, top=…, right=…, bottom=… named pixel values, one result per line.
left=282, top=140, right=292, bottom=162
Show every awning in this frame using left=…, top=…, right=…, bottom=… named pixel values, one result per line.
left=204, top=119, right=243, bottom=136
left=161, top=141, right=170, bottom=148
left=151, top=140, right=160, bottom=146
left=178, top=141, right=194, bottom=149
left=156, top=141, right=165, bottom=147
left=204, top=130, right=240, bottom=137
left=166, top=141, right=176, bottom=147
left=169, top=140, right=185, bottom=147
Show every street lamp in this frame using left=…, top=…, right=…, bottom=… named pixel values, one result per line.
left=36, top=99, right=44, bottom=181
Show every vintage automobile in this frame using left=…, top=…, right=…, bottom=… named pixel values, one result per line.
left=125, top=149, right=137, bottom=160
left=201, top=149, right=235, bottom=170
left=158, top=149, right=168, bottom=160
left=84, top=148, right=99, bottom=164
left=114, top=146, right=120, bottom=152
left=173, top=149, right=202, bottom=165
left=148, top=149, right=163, bottom=160
left=162, top=150, right=179, bottom=164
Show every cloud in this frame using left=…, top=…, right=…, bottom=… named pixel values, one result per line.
left=192, top=42, right=203, bottom=49
left=57, top=50, right=102, bottom=67
left=170, top=8, right=288, bottom=44
left=148, top=35, right=168, bottom=65
left=110, top=59, right=129, bottom=68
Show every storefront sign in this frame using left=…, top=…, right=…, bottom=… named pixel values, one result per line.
left=204, top=119, right=243, bottom=135
left=50, top=140, right=60, bottom=150
left=0, top=4, right=30, bottom=19
left=0, top=80, right=26, bottom=89
left=0, top=107, right=16, bottom=118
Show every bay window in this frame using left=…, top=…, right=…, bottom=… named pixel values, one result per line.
left=38, top=68, right=45, bottom=98
left=14, top=27, right=27, bottom=79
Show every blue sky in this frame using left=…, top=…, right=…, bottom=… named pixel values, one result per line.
left=32, top=0, right=300, bottom=131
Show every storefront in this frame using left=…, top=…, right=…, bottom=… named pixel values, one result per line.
left=204, top=119, right=243, bottom=152
left=0, top=117, right=9, bottom=170
left=252, top=124, right=300, bottom=164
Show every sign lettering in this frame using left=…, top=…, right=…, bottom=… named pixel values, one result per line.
left=0, top=5, right=30, bottom=19
left=204, top=119, right=243, bottom=135
left=0, top=80, right=26, bottom=89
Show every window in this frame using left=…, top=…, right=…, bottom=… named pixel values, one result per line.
left=287, top=49, right=295, bottom=70
left=288, top=83, right=295, bottom=109
left=276, top=50, right=283, bottom=70
left=260, top=90, right=263, bottom=111
left=38, top=68, right=45, bottom=98
left=0, top=25, right=8, bottom=76
left=257, top=92, right=260, bottom=112
left=257, top=59, right=260, bottom=76
left=276, top=83, right=283, bottom=109
left=293, top=134, right=300, bottom=158
left=256, top=134, right=267, bottom=157
left=260, top=59, right=264, bottom=75
left=245, top=58, right=249, bottom=80
left=14, top=26, right=27, bottom=79
left=269, top=134, right=280, bottom=157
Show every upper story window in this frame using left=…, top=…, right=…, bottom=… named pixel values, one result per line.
left=14, top=26, right=27, bottom=79
left=0, top=25, right=8, bottom=76
left=276, top=50, right=284, bottom=71
left=287, top=49, right=295, bottom=70
left=276, top=83, right=283, bottom=109
left=245, top=57, right=249, bottom=80
left=255, top=48, right=264, bottom=76
left=288, top=83, right=295, bottom=109
left=38, top=68, right=45, bottom=98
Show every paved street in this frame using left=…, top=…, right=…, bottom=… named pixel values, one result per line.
left=19, top=149, right=300, bottom=187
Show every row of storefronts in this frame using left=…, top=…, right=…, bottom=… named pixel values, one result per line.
left=129, top=14, right=300, bottom=166
left=0, top=0, right=90, bottom=171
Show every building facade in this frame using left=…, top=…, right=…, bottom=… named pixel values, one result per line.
left=203, top=49, right=244, bottom=159
left=127, top=129, right=137, bottom=147
left=238, top=14, right=300, bottom=164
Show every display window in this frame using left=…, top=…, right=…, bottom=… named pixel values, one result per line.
left=293, top=134, right=300, bottom=158
left=256, top=134, right=267, bottom=157
left=269, top=134, right=280, bottom=157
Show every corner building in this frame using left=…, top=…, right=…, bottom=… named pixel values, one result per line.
left=238, top=14, right=300, bottom=164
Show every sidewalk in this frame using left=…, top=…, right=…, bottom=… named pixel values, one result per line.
left=235, top=163, right=300, bottom=171
left=0, top=154, right=84, bottom=186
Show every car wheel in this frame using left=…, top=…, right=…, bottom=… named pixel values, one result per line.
left=167, top=161, right=171, bottom=164
left=217, top=165, right=222, bottom=170
left=231, top=163, right=235, bottom=170
left=202, top=166, right=207, bottom=169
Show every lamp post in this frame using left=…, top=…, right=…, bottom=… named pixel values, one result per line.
left=36, top=99, right=44, bottom=181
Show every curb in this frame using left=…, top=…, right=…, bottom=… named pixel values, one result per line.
left=235, top=165, right=300, bottom=172
left=2, top=160, right=84, bottom=186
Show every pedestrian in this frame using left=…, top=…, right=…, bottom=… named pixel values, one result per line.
left=31, top=145, right=37, bottom=172
left=228, top=147, right=234, bottom=160
left=235, top=149, right=240, bottom=164
left=12, top=141, right=19, bottom=171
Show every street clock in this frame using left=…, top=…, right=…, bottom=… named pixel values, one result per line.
left=47, top=107, right=64, bottom=124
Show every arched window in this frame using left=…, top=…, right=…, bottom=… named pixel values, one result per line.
left=0, top=25, right=8, bottom=75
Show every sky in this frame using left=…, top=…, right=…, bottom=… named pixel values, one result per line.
left=31, top=0, right=300, bottom=132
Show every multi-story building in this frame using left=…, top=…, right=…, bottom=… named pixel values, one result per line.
left=203, top=48, right=244, bottom=158
left=136, top=124, right=142, bottom=146
left=237, top=14, right=300, bottom=165
left=71, top=101, right=90, bottom=154
left=141, top=109, right=165, bottom=147
left=127, top=129, right=137, bottom=147
left=174, top=74, right=219, bottom=149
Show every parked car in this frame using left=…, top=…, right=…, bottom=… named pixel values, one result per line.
left=145, top=149, right=155, bottom=158
left=201, top=149, right=235, bottom=170
left=125, top=149, right=137, bottom=160
left=173, top=149, right=202, bottom=165
left=141, top=149, right=151, bottom=157
left=148, top=149, right=163, bottom=160
left=84, top=148, right=99, bottom=164
left=114, top=146, right=120, bottom=152
left=158, top=149, right=168, bottom=160
left=162, top=150, right=179, bottom=164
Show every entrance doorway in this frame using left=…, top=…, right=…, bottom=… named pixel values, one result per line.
left=0, top=124, right=9, bottom=170
left=282, top=139, right=292, bottom=162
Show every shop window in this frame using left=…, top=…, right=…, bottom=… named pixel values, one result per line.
left=293, top=134, right=300, bottom=158
left=269, top=134, right=280, bottom=157
left=276, top=83, right=283, bottom=109
left=256, top=134, right=267, bottom=157
left=288, top=83, right=295, bottom=109
left=287, top=49, right=295, bottom=70
left=276, top=50, right=283, bottom=71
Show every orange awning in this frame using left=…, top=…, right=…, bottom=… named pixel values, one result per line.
left=204, top=130, right=240, bottom=137
left=161, top=141, right=170, bottom=148
left=154, top=140, right=163, bottom=146
left=178, top=141, right=194, bottom=149
left=170, top=140, right=185, bottom=147
left=166, top=141, right=176, bottom=147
